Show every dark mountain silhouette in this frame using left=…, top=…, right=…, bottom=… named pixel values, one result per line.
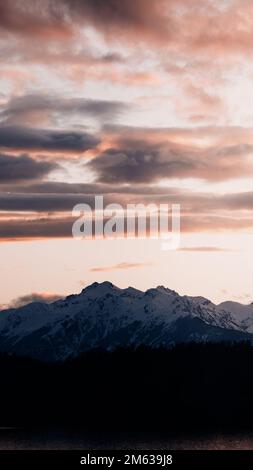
left=1, top=343, right=253, bottom=430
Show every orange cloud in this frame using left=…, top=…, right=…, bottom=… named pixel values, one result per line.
left=90, top=262, right=153, bottom=273
left=5, top=292, right=62, bottom=309
left=179, top=246, right=233, bottom=252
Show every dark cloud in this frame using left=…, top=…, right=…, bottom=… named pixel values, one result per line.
left=0, top=153, right=58, bottom=182
left=2, top=189, right=253, bottom=213
left=62, top=0, right=171, bottom=42
left=0, top=95, right=130, bottom=125
left=0, top=125, right=99, bottom=152
left=87, top=142, right=253, bottom=183
left=0, top=0, right=171, bottom=44
left=0, top=181, right=184, bottom=195
left=0, top=191, right=189, bottom=212
left=0, top=193, right=125, bottom=212
left=88, top=146, right=186, bottom=183
left=0, top=194, right=95, bottom=212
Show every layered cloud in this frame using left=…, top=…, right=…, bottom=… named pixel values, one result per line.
left=0, top=0, right=171, bottom=42
left=1, top=0, right=253, bottom=245
left=0, top=95, right=130, bottom=125
left=2, top=0, right=253, bottom=57
left=87, top=142, right=253, bottom=183
left=1, top=213, right=253, bottom=241
left=2, top=188, right=253, bottom=213
left=0, top=125, right=99, bottom=153
left=1, top=186, right=253, bottom=241
left=0, top=153, right=58, bottom=182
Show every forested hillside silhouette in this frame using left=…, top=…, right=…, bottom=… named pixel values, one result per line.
left=1, top=342, right=253, bottom=431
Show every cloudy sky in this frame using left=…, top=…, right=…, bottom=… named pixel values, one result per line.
left=1, top=0, right=253, bottom=307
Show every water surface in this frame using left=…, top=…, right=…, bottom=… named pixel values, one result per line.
left=0, top=429, right=253, bottom=450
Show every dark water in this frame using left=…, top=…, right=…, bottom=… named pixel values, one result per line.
left=0, top=429, right=253, bottom=450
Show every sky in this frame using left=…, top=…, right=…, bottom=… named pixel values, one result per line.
left=1, top=0, right=253, bottom=307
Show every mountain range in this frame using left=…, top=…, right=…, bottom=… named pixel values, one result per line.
left=0, top=281, right=253, bottom=361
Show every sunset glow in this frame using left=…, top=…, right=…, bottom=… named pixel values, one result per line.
left=1, top=0, right=253, bottom=306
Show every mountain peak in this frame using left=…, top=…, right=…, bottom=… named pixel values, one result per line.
left=81, top=281, right=118, bottom=295
left=156, top=286, right=178, bottom=295
left=100, top=281, right=116, bottom=288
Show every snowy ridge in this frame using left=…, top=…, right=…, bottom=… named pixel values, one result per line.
left=0, top=281, right=252, bottom=361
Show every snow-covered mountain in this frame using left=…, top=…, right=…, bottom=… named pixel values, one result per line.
left=0, top=281, right=252, bottom=361
left=218, top=301, right=253, bottom=333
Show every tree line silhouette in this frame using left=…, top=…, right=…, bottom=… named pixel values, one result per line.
left=1, top=342, right=253, bottom=431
